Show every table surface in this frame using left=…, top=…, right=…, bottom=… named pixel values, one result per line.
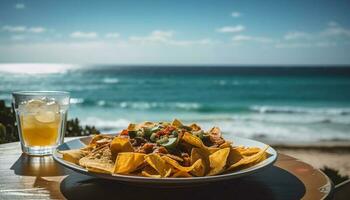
left=0, top=140, right=333, bottom=200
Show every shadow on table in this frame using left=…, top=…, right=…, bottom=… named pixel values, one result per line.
left=10, top=153, right=70, bottom=176
left=8, top=154, right=71, bottom=199
left=60, top=166, right=306, bottom=200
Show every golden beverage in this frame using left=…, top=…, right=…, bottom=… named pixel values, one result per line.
left=20, top=113, right=60, bottom=146
left=13, top=91, right=69, bottom=156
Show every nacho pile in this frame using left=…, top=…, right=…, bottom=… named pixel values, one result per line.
left=60, top=119, right=269, bottom=178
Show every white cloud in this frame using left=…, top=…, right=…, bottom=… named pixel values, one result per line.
left=129, top=30, right=174, bottom=43
left=105, top=32, right=120, bottom=38
left=167, top=38, right=218, bottom=46
left=284, top=22, right=350, bottom=41
left=217, top=25, right=245, bottom=33
left=284, top=31, right=310, bottom=40
left=232, top=35, right=251, bottom=41
left=3, top=27, right=215, bottom=47
left=70, top=31, right=98, bottom=39
left=2, top=25, right=26, bottom=32
left=15, top=3, right=25, bottom=9
left=321, top=25, right=350, bottom=37
left=129, top=30, right=217, bottom=46
left=151, top=30, right=174, bottom=38
left=0, top=39, right=348, bottom=65
left=232, top=34, right=273, bottom=43
left=2, top=25, right=46, bottom=33
left=231, top=12, right=241, bottom=18
left=322, top=22, right=350, bottom=37
left=0, top=40, right=226, bottom=65
left=28, top=27, right=46, bottom=33
left=279, top=22, right=350, bottom=48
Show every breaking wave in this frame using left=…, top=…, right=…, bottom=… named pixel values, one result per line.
left=250, top=105, right=350, bottom=116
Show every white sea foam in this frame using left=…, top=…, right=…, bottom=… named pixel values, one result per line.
left=214, top=80, right=240, bottom=86
left=100, top=101, right=201, bottom=111
left=230, top=113, right=350, bottom=125
left=70, top=98, right=84, bottom=104
left=102, top=78, right=119, bottom=84
left=81, top=117, right=130, bottom=130
left=97, top=100, right=106, bottom=106
left=250, top=105, right=350, bottom=115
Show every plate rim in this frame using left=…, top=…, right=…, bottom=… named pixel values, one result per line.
left=53, top=135, right=278, bottom=183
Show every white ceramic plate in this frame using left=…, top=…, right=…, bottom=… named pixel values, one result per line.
left=53, top=134, right=277, bottom=186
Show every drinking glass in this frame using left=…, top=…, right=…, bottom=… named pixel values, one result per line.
left=12, top=91, right=70, bottom=155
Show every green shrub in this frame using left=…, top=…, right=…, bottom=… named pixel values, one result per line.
left=65, top=118, right=100, bottom=137
left=0, top=100, right=18, bottom=144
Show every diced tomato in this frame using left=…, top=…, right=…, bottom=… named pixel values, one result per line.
left=120, top=129, right=129, bottom=136
left=156, top=126, right=175, bottom=136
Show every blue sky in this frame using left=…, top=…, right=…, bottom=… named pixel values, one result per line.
left=0, top=0, right=350, bottom=65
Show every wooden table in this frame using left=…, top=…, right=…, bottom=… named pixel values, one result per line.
left=0, top=141, right=333, bottom=200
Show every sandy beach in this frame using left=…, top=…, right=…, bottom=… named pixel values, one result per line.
left=274, top=143, right=350, bottom=177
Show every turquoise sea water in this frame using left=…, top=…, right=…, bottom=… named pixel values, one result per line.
left=1, top=66, right=350, bottom=143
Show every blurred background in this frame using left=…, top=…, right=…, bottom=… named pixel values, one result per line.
left=0, top=0, right=349, bottom=145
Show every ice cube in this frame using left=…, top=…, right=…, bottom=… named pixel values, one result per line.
left=46, top=100, right=60, bottom=112
left=19, top=99, right=46, bottom=114
left=35, top=110, right=57, bottom=123
left=18, top=98, right=60, bottom=123
left=34, top=101, right=60, bottom=123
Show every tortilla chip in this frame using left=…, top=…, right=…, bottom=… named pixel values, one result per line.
left=227, top=145, right=269, bottom=171
left=236, top=147, right=261, bottom=156
left=113, top=152, right=145, bottom=174
left=254, top=151, right=269, bottom=163
left=182, top=132, right=219, bottom=154
left=88, top=135, right=112, bottom=147
left=171, top=119, right=183, bottom=127
left=145, top=154, right=172, bottom=177
left=141, top=171, right=162, bottom=178
left=190, top=148, right=210, bottom=176
left=182, top=132, right=205, bottom=148
left=140, top=165, right=161, bottom=178
left=164, top=154, right=183, bottom=162
left=162, top=156, right=203, bottom=173
left=208, top=147, right=230, bottom=176
left=219, top=141, right=232, bottom=149
left=127, top=123, right=137, bottom=131
left=136, top=121, right=155, bottom=130
left=172, top=171, right=192, bottom=178
left=60, top=149, right=87, bottom=165
left=79, top=146, right=114, bottom=174
left=110, top=137, right=134, bottom=156
left=69, top=120, right=272, bottom=178
left=207, top=147, right=220, bottom=154
left=226, top=148, right=244, bottom=166
left=190, top=159, right=205, bottom=177
left=79, top=160, right=114, bottom=174
left=189, top=123, right=201, bottom=131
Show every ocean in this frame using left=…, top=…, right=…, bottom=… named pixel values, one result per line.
left=1, top=66, right=350, bottom=143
